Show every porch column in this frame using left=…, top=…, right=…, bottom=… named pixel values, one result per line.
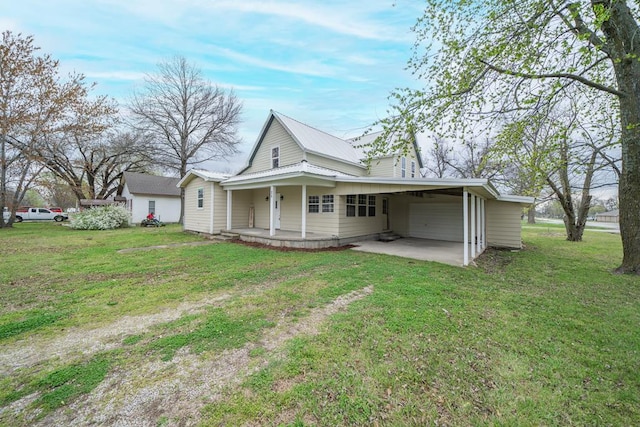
left=463, top=188, right=469, bottom=266
left=482, top=198, right=486, bottom=250
left=209, top=182, right=215, bottom=234
left=301, top=184, right=307, bottom=239
left=269, top=185, right=276, bottom=236
left=226, top=189, right=232, bottom=231
left=476, top=196, right=482, bottom=254
left=479, top=198, right=484, bottom=252
left=470, top=194, right=476, bottom=259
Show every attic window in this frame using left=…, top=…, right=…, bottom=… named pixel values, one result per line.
left=411, top=161, right=416, bottom=178
left=401, top=157, right=406, bottom=178
left=271, top=146, right=279, bottom=168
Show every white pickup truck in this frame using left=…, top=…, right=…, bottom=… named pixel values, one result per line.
left=14, top=207, right=68, bottom=222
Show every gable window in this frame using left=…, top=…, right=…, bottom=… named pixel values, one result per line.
left=348, top=194, right=376, bottom=217
left=271, top=146, right=280, bottom=168
left=322, top=195, right=334, bottom=213
left=148, top=200, right=156, bottom=215
left=401, top=156, right=406, bottom=178
left=346, top=195, right=356, bottom=217
left=197, top=187, right=204, bottom=209
left=411, top=161, right=416, bottom=178
left=308, top=195, right=319, bottom=213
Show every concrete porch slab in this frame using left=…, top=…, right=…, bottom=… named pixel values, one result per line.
left=350, top=238, right=470, bottom=267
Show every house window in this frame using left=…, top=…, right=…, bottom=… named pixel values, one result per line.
left=346, top=194, right=356, bottom=217
left=308, top=195, right=319, bottom=213
left=197, top=187, right=204, bottom=209
left=368, top=195, right=376, bottom=217
left=358, top=194, right=367, bottom=217
left=411, top=161, right=416, bottom=178
left=148, top=200, right=156, bottom=215
left=382, top=198, right=389, bottom=215
left=401, top=156, right=406, bottom=178
left=322, top=195, right=334, bottom=213
left=272, top=146, right=280, bottom=168
left=348, top=194, right=376, bottom=217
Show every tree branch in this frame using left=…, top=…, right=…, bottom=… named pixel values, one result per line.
left=478, top=59, right=624, bottom=97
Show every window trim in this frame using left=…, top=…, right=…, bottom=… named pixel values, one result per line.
left=347, top=194, right=376, bottom=217
left=197, top=187, right=204, bottom=209
left=322, top=194, right=334, bottom=213
left=308, top=195, right=319, bottom=213
left=271, top=146, right=280, bottom=169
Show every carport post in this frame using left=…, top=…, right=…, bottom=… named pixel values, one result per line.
left=301, top=185, right=307, bottom=239
left=463, top=188, right=469, bottom=266
left=226, top=190, right=232, bottom=230
left=269, top=185, right=276, bottom=236
left=471, top=194, right=476, bottom=259
left=478, top=198, right=483, bottom=252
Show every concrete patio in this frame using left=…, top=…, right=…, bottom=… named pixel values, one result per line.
left=224, top=228, right=472, bottom=266
left=350, top=238, right=469, bottom=267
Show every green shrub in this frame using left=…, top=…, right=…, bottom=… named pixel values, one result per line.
left=69, top=205, right=131, bottom=230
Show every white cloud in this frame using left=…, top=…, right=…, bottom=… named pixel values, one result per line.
left=201, top=0, right=410, bottom=42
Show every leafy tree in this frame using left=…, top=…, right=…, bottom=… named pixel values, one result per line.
left=129, top=55, right=243, bottom=222
left=375, top=1, right=640, bottom=273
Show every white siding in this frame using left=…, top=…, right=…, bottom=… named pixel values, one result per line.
left=212, top=183, right=227, bottom=233
left=122, top=183, right=181, bottom=224
left=486, top=200, right=523, bottom=248
left=368, top=157, right=396, bottom=178
left=408, top=202, right=463, bottom=242
left=183, top=177, right=210, bottom=233
left=243, top=120, right=304, bottom=174
left=337, top=194, right=385, bottom=238
left=305, top=186, right=339, bottom=235
left=231, top=190, right=253, bottom=228
left=306, top=152, right=366, bottom=177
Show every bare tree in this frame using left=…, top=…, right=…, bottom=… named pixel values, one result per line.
left=422, top=137, right=454, bottom=178
left=129, top=56, right=243, bottom=222
left=0, top=31, right=90, bottom=228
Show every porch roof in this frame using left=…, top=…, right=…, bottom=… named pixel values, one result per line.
left=221, top=161, right=352, bottom=190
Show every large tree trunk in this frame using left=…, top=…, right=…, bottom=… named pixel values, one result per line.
left=602, top=1, right=640, bottom=273
left=527, top=207, right=536, bottom=224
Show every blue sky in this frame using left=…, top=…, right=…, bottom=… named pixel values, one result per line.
left=4, top=0, right=423, bottom=172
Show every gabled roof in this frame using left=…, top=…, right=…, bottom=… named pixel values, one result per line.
left=241, top=111, right=424, bottom=174
left=123, top=172, right=181, bottom=197
left=177, top=169, right=231, bottom=188
left=241, top=111, right=368, bottom=173
left=348, top=130, right=425, bottom=169
left=275, top=112, right=364, bottom=165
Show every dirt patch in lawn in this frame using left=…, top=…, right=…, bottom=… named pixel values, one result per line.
left=28, top=285, right=373, bottom=426
left=0, top=294, right=231, bottom=377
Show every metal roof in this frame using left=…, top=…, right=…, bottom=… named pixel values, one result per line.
left=273, top=112, right=364, bottom=166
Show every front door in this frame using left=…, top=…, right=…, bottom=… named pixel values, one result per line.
left=274, top=193, right=281, bottom=229
left=382, top=197, right=390, bottom=231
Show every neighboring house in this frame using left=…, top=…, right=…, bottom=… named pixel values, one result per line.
left=120, top=172, right=181, bottom=223
left=595, top=209, right=619, bottom=223
left=178, top=110, right=534, bottom=265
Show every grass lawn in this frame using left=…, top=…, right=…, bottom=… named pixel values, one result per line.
left=0, top=222, right=638, bottom=426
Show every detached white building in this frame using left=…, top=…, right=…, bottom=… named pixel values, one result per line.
left=120, top=172, right=181, bottom=224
